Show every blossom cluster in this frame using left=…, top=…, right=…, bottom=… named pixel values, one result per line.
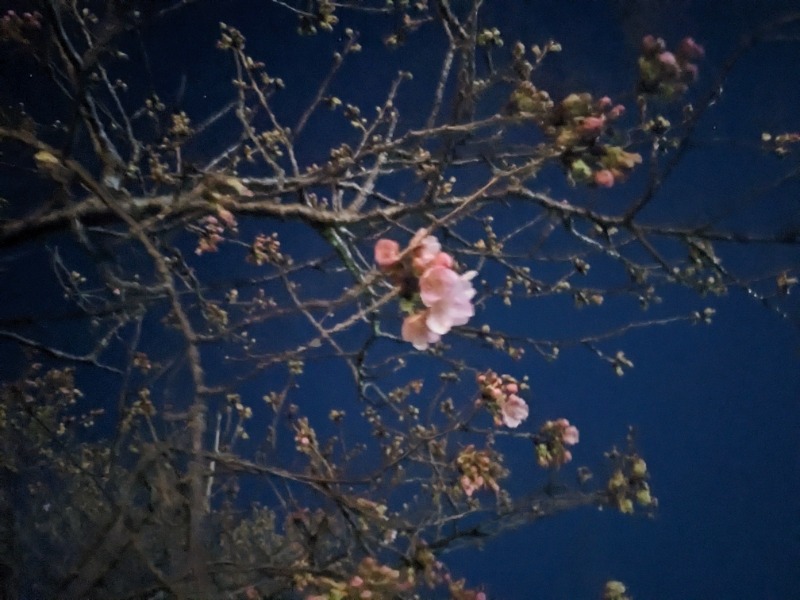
left=375, top=229, right=477, bottom=350
left=638, top=35, right=705, bottom=98
left=194, top=207, right=238, bottom=255
left=511, top=84, right=642, bottom=188
left=247, top=232, right=285, bottom=266
left=455, top=445, right=507, bottom=498
left=304, top=557, right=412, bottom=600
left=549, top=92, right=641, bottom=188
left=476, top=370, right=529, bottom=428
left=547, top=92, right=627, bottom=148
left=534, top=418, right=580, bottom=468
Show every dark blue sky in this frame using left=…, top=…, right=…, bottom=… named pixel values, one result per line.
left=2, top=1, right=800, bottom=599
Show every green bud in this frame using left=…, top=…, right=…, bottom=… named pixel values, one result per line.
left=570, top=159, right=592, bottom=182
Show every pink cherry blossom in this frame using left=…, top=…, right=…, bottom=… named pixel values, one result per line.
left=562, top=424, right=579, bottom=445
left=555, top=419, right=580, bottom=445
left=375, top=230, right=477, bottom=348
left=419, top=265, right=459, bottom=305
left=430, top=251, right=454, bottom=269
left=427, top=298, right=474, bottom=335
left=426, top=281, right=476, bottom=332
left=501, top=394, right=529, bottom=428
left=419, top=267, right=477, bottom=335
left=401, top=311, right=440, bottom=350
left=374, top=238, right=400, bottom=270
left=594, top=169, right=615, bottom=188
left=410, top=229, right=442, bottom=272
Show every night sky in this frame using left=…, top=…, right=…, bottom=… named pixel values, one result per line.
left=2, top=1, right=800, bottom=599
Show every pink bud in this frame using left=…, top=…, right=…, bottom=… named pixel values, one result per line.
left=641, top=34, right=662, bottom=54
left=678, top=37, right=705, bottom=60
left=594, top=169, right=615, bottom=188
left=430, top=251, right=454, bottom=269
left=658, top=51, right=678, bottom=68
left=374, top=238, right=400, bottom=270
left=609, top=104, right=626, bottom=120
left=579, top=116, right=605, bottom=136
left=597, top=96, right=613, bottom=109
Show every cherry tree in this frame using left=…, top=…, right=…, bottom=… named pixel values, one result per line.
left=0, top=1, right=798, bottom=599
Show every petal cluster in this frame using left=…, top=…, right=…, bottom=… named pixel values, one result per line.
left=420, top=266, right=477, bottom=335
left=374, top=230, right=477, bottom=350
left=638, top=35, right=705, bottom=98
left=510, top=87, right=639, bottom=188
left=535, top=418, right=580, bottom=468
left=455, top=445, right=506, bottom=497
left=477, top=370, right=529, bottom=428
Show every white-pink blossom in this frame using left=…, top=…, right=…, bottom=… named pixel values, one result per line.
left=426, top=297, right=474, bottom=335
left=420, top=267, right=477, bottom=335
left=419, top=266, right=457, bottom=305
left=375, top=230, right=477, bottom=349
left=562, top=424, right=580, bottom=445
left=501, top=394, right=529, bottom=428
left=401, top=311, right=441, bottom=350
left=410, top=228, right=442, bottom=272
